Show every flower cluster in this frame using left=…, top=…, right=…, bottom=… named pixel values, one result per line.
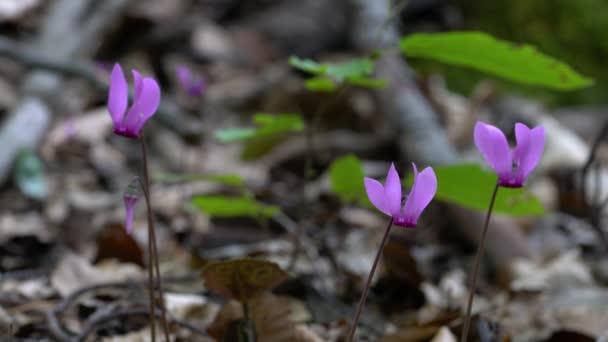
left=363, top=121, right=545, bottom=226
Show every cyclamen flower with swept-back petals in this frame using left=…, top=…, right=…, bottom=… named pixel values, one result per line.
left=108, top=63, right=161, bottom=139
left=474, top=121, right=545, bottom=188
left=364, top=163, right=437, bottom=227
left=176, top=65, right=206, bottom=97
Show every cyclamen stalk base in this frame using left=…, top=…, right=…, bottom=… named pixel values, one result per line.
left=140, top=135, right=171, bottom=341
left=460, top=182, right=500, bottom=342
left=346, top=218, right=393, bottom=342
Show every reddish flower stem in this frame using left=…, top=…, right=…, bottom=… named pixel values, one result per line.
left=460, top=182, right=500, bottom=342
left=140, top=135, right=171, bottom=341
left=346, top=218, right=393, bottom=342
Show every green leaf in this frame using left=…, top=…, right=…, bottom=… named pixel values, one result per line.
left=345, top=75, right=387, bottom=89
left=191, top=195, right=279, bottom=218
left=329, top=154, right=368, bottom=205
left=215, top=113, right=305, bottom=143
left=305, top=77, right=337, bottom=92
left=153, top=173, right=244, bottom=186
left=13, top=150, right=48, bottom=200
left=289, top=56, right=385, bottom=89
left=288, top=56, right=327, bottom=75
left=405, top=163, right=544, bottom=216
left=325, top=58, right=374, bottom=81
left=400, top=31, right=593, bottom=90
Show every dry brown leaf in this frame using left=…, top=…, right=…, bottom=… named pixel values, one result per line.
left=430, top=327, right=457, bottom=342
left=50, top=252, right=143, bottom=297
left=208, top=292, right=322, bottom=342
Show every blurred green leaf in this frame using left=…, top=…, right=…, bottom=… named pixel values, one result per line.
left=191, top=195, right=279, bottom=218
left=345, top=75, right=387, bottom=89
left=153, top=173, right=244, bottom=186
left=325, top=58, right=374, bottom=81
left=13, top=150, right=48, bottom=200
left=405, top=163, right=544, bottom=216
left=215, top=113, right=304, bottom=143
left=288, top=56, right=327, bottom=75
left=329, top=154, right=369, bottom=205
left=289, top=56, right=386, bottom=90
left=305, top=77, right=337, bottom=92
left=400, top=31, right=592, bottom=90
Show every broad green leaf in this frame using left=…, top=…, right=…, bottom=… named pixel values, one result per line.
left=13, top=150, right=48, bottom=200
left=191, top=195, right=279, bottom=218
left=215, top=113, right=304, bottom=143
left=329, top=154, right=368, bottom=205
left=305, top=77, right=337, bottom=92
left=400, top=31, right=592, bottom=90
left=202, top=258, right=288, bottom=302
left=153, top=173, right=244, bottom=186
left=405, top=164, right=544, bottom=216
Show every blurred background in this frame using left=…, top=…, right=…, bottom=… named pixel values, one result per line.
left=1, top=0, right=607, bottom=341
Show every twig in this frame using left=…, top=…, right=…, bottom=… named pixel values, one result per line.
left=76, top=308, right=210, bottom=342
left=46, top=276, right=196, bottom=341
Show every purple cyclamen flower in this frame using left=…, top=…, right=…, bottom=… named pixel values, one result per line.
left=474, top=121, right=545, bottom=188
left=364, top=163, right=437, bottom=227
left=176, top=65, right=206, bottom=97
left=108, top=63, right=161, bottom=139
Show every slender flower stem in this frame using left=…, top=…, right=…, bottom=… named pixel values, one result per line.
left=460, top=182, right=500, bottom=342
left=140, top=135, right=171, bottom=341
left=346, top=218, right=393, bottom=342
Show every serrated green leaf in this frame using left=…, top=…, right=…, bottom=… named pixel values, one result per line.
left=13, top=150, right=48, bottom=200
left=191, top=195, right=279, bottom=218
left=153, top=173, right=244, bottom=186
left=400, top=31, right=593, bottom=90
left=329, top=154, right=369, bottom=205
left=405, top=163, right=544, bottom=216
left=305, top=77, right=337, bottom=92
left=215, top=113, right=304, bottom=143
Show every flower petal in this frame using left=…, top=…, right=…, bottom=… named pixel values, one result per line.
left=403, top=165, right=437, bottom=224
left=474, top=121, right=512, bottom=179
left=134, top=77, right=161, bottom=132
left=108, top=63, right=127, bottom=126
left=364, top=177, right=390, bottom=216
left=384, top=163, right=402, bottom=217
left=132, top=70, right=143, bottom=101
left=515, top=123, right=545, bottom=181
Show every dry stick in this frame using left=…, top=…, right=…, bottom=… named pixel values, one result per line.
left=140, top=135, right=171, bottom=341
left=346, top=218, right=393, bottom=342
left=460, top=182, right=500, bottom=342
